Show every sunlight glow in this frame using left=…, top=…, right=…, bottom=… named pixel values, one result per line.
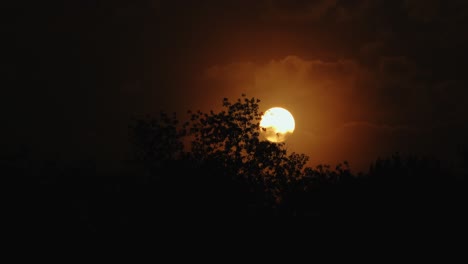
left=260, top=107, right=295, bottom=142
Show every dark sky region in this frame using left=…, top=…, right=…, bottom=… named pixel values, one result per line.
left=4, top=0, right=468, bottom=173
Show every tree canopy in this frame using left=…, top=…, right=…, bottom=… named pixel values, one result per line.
left=129, top=94, right=351, bottom=213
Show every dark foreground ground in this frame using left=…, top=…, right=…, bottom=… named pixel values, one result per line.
left=6, top=155, right=467, bottom=238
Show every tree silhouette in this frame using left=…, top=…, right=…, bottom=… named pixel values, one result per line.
left=129, top=93, right=467, bottom=219
left=129, top=94, right=348, bottom=215
left=129, top=111, right=184, bottom=167
left=5, top=94, right=465, bottom=234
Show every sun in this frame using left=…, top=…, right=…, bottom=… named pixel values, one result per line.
left=260, top=107, right=295, bottom=143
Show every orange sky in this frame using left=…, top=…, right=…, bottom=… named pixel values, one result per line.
left=177, top=56, right=431, bottom=172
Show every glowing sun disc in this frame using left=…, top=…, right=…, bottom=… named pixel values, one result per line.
left=260, top=107, right=295, bottom=143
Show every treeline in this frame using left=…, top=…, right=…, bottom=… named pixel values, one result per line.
left=5, top=95, right=467, bottom=234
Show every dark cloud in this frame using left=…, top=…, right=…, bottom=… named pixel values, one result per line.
left=405, top=0, right=440, bottom=23
left=264, top=0, right=338, bottom=21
